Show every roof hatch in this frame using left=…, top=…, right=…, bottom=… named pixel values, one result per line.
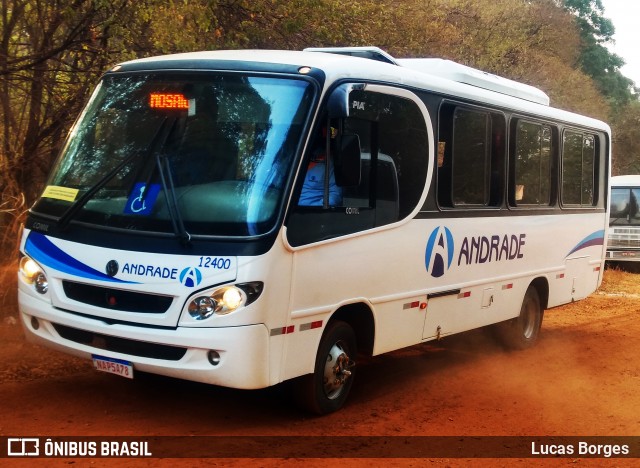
left=303, top=46, right=550, bottom=106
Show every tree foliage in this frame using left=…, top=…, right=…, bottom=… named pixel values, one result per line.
left=610, top=100, right=640, bottom=175
left=562, top=0, right=636, bottom=107
left=1, top=0, right=639, bottom=256
left=1, top=0, right=136, bottom=253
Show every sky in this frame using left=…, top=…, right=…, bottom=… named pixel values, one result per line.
left=600, top=0, right=640, bottom=87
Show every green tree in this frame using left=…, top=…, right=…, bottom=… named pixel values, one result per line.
left=610, top=101, right=640, bottom=175
left=380, top=0, right=608, bottom=118
left=0, top=0, right=137, bottom=252
left=562, top=0, right=636, bottom=106
left=2, top=0, right=639, bottom=261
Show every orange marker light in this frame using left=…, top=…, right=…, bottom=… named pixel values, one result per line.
left=149, top=93, right=189, bottom=109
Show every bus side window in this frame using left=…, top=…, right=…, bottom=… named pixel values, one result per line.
left=297, top=124, right=345, bottom=208
left=510, top=120, right=553, bottom=207
left=438, top=104, right=504, bottom=208
left=347, top=90, right=429, bottom=221
left=562, top=130, right=598, bottom=206
left=287, top=88, right=429, bottom=247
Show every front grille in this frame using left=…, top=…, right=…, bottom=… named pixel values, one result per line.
left=607, top=237, right=640, bottom=248
left=63, top=281, right=173, bottom=313
left=53, top=323, right=187, bottom=361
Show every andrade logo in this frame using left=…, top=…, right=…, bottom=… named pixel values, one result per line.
left=179, top=267, right=202, bottom=288
left=425, top=226, right=454, bottom=278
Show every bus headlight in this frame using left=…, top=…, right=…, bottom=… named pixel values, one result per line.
left=20, top=257, right=41, bottom=283
left=187, top=282, right=263, bottom=320
left=222, top=287, right=243, bottom=310
left=188, top=296, right=217, bottom=320
left=20, top=256, right=48, bottom=294
left=34, top=273, right=49, bottom=294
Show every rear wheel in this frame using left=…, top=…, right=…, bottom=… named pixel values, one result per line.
left=496, top=285, right=543, bottom=350
left=294, top=320, right=356, bottom=415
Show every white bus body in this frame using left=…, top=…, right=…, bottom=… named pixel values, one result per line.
left=18, top=47, right=611, bottom=414
left=607, top=175, right=640, bottom=262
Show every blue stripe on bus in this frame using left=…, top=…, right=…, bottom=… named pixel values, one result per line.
left=566, top=230, right=605, bottom=257
left=25, top=232, right=134, bottom=284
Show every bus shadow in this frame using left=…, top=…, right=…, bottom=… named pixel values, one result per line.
left=109, top=327, right=506, bottom=423
left=350, top=327, right=506, bottom=399
left=605, top=260, right=640, bottom=273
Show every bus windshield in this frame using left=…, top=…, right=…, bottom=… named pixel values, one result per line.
left=32, top=73, right=314, bottom=237
left=610, top=188, right=640, bottom=225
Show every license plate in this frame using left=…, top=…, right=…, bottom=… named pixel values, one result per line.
left=92, top=355, right=134, bottom=379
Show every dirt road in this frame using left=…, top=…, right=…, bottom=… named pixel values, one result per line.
left=1, top=269, right=639, bottom=466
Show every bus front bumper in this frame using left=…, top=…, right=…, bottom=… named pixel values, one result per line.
left=18, top=290, right=271, bottom=390
left=606, top=250, right=640, bottom=261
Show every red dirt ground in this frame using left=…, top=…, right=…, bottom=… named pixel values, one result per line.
left=1, top=267, right=639, bottom=466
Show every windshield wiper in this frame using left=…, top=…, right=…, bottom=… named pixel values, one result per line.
left=58, top=117, right=171, bottom=230
left=58, top=151, right=140, bottom=230
left=57, top=115, right=191, bottom=245
left=156, top=151, right=191, bottom=245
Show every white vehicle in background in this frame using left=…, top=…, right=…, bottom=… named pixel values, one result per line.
left=18, top=47, right=611, bottom=414
left=607, top=175, right=640, bottom=264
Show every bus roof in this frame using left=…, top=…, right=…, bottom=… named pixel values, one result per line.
left=114, top=48, right=610, bottom=133
left=611, top=175, right=640, bottom=187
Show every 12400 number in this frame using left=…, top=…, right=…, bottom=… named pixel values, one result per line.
left=198, top=256, right=232, bottom=269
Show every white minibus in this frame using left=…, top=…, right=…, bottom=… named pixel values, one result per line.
left=607, top=174, right=640, bottom=262
left=18, top=47, right=611, bottom=413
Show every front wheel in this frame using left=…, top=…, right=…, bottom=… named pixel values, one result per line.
left=495, top=285, right=543, bottom=350
left=294, top=320, right=357, bottom=415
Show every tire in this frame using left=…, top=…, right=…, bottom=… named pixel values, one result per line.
left=294, top=320, right=357, bottom=415
left=496, top=285, right=543, bottom=350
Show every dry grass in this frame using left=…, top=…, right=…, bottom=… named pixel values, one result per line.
left=600, top=264, right=640, bottom=295
left=0, top=177, right=25, bottom=317
left=1, top=176, right=25, bottom=316
left=0, top=260, right=18, bottom=317
left=1, top=182, right=26, bottom=253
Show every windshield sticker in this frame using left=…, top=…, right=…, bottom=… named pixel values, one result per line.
left=124, top=183, right=161, bottom=215
left=41, top=185, right=79, bottom=203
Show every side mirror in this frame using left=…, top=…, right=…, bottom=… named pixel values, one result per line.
left=335, top=133, right=361, bottom=187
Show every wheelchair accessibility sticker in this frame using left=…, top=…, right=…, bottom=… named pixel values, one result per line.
left=124, top=183, right=161, bottom=215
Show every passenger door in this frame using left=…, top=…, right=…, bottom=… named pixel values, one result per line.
left=281, top=84, right=433, bottom=378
